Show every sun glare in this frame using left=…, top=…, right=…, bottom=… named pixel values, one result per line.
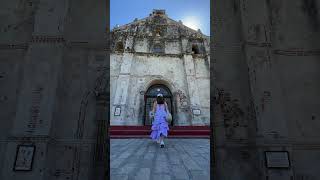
left=182, top=16, right=201, bottom=31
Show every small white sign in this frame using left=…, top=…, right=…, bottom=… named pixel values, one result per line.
left=114, top=107, right=121, bottom=116
left=14, top=145, right=35, bottom=171
left=265, top=151, right=290, bottom=168
left=193, top=109, right=201, bottom=115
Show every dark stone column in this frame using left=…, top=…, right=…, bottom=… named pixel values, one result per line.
left=93, top=92, right=109, bottom=180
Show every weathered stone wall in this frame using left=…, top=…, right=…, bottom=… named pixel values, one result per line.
left=47, top=48, right=107, bottom=180
left=264, top=1, right=320, bottom=179
left=212, top=0, right=260, bottom=178
left=0, top=0, right=35, bottom=176
left=110, top=53, right=210, bottom=125
left=64, top=0, right=106, bottom=42
left=134, top=38, right=149, bottom=53
left=110, top=11, right=210, bottom=126
left=128, top=55, right=188, bottom=125
left=213, top=0, right=320, bottom=180
left=0, top=0, right=108, bottom=179
left=0, top=0, right=36, bottom=43
left=0, top=3, right=38, bottom=171
left=165, top=41, right=181, bottom=54
left=0, top=49, right=26, bottom=177
left=194, top=57, right=210, bottom=123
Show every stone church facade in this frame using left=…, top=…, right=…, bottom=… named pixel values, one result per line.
left=0, top=0, right=319, bottom=180
left=110, top=10, right=210, bottom=126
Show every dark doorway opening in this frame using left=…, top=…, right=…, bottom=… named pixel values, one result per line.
left=192, top=44, right=200, bottom=54
left=144, top=84, right=173, bottom=126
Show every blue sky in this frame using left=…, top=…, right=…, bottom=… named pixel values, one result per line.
left=110, top=0, right=210, bottom=35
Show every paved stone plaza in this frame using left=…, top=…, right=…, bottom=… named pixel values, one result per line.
left=110, top=139, right=210, bottom=180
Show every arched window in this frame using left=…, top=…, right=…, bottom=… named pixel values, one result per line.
left=145, top=84, right=172, bottom=97
left=192, top=44, right=200, bottom=54
left=115, top=42, right=124, bottom=53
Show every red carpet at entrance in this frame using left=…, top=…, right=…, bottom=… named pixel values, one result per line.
left=109, top=126, right=210, bottom=138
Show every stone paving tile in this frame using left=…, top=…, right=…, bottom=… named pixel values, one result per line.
left=152, top=174, right=171, bottom=180
left=110, top=174, right=129, bottom=180
left=111, top=158, right=127, bottom=168
left=133, top=168, right=151, bottom=180
left=190, top=170, right=209, bottom=180
left=170, top=165, right=189, bottom=180
left=110, top=138, right=209, bottom=180
left=112, top=162, right=136, bottom=175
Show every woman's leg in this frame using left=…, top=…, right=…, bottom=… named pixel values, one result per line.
left=160, top=134, right=164, bottom=142
left=160, top=134, right=165, bottom=147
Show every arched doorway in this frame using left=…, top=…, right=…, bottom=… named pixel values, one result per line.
left=144, top=84, right=174, bottom=126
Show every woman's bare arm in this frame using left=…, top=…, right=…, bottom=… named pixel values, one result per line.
left=165, top=101, right=169, bottom=113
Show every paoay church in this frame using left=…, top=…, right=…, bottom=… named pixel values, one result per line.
left=110, top=9, right=210, bottom=126
left=1, top=1, right=320, bottom=179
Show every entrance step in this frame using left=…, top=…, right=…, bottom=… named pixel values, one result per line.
left=109, top=125, right=210, bottom=138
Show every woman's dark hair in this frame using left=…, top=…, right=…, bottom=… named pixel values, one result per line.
left=156, top=96, right=164, bottom=104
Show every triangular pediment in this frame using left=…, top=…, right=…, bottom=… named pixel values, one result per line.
left=111, top=9, right=208, bottom=39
